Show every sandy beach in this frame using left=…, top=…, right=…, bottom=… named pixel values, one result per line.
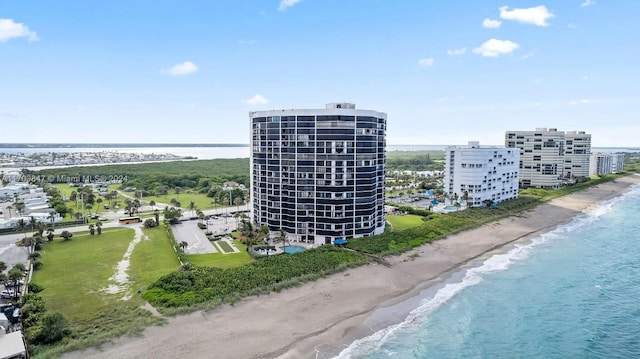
left=62, top=174, right=640, bottom=359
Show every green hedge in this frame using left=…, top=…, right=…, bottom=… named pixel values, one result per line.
left=143, top=246, right=368, bottom=308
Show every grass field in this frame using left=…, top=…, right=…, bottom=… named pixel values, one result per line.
left=31, top=226, right=179, bottom=358
left=141, top=190, right=231, bottom=211
left=188, top=240, right=252, bottom=268
left=387, top=214, right=424, bottom=231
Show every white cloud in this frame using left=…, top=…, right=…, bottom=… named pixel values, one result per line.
left=568, top=23, right=578, bottom=29
left=447, top=48, right=467, bottom=56
left=166, top=61, right=198, bottom=76
left=582, top=75, right=589, bottom=80
left=581, top=0, right=596, bottom=7
left=0, top=18, right=39, bottom=42
left=482, top=18, right=502, bottom=28
left=519, top=52, right=535, bottom=60
left=245, top=94, right=269, bottom=105
left=569, top=98, right=595, bottom=105
left=238, top=39, right=256, bottom=45
left=418, top=58, right=434, bottom=67
left=473, top=39, right=519, bottom=57
left=499, top=5, right=554, bottom=27
left=279, top=0, right=301, bottom=11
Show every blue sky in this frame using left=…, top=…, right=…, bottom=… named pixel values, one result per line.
left=1, top=1, right=638, bottom=146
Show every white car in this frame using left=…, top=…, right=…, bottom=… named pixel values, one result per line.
left=1, top=289, right=16, bottom=299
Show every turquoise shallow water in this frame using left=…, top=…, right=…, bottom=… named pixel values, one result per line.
left=337, top=184, right=640, bottom=359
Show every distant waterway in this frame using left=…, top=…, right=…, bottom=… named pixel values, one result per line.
left=1, top=145, right=636, bottom=164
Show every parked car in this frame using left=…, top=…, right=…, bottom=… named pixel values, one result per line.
left=104, top=205, right=110, bottom=209
left=1, top=290, right=16, bottom=299
left=98, top=216, right=109, bottom=221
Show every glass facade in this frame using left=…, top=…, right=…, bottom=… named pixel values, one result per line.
left=250, top=105, right=386, bottom=245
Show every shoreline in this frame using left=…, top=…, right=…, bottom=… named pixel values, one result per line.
left=61, top=174, right=640, bottom=359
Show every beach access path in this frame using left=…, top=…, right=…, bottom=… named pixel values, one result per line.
left=61, top=174, right=640, bottom=359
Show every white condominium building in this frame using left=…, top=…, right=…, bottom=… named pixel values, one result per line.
left=589, top=153, right=625, bottom=176
left=564, top=131, right=592, bottom=179
left=445, top=141, right=520, bottom=207
left=505, top=128, right=566, bottom=189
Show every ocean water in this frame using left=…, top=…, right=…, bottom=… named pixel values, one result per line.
left=338, top=184, right=640, bottom=359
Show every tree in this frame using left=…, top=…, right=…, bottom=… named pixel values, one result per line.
left=96, top=198, right=103, bottom=213
left=35, top=312, right=71, bottom=344
left=233, top=197, right=243, bottom=210
left=174, top=186, right=181, bottom=199
left=143, top=218, right=157, bottom=228
left=179, top=241, right=188, bottom=252
left=163, top=207, right=183, bottom=224
left=14, top=201, right=25, bottom=216
left=28, top=252, right=41, bottom=261
left=35, top=222, right=46, bottom=237
left=8, top=266, right=23, bottom=300
left=17, top=218, right=28, bottom=239
left=47, top=229, right=54, bottom=242
left=276, top=229, right=288, bottom=248
left=96, top=221, right=103, bottom=235
left=196, top=209, right=204, bottom=223
left=5, top=205, right=13, bottom=219
left=134, top=190, right=143, bottom=212
left=149, top=200, right=156, bottom=209
left=0, top=261, right=6, bottom=273
left=89, top=224, right=95, bottom=235
left=154, top=209, right=160, bottom=225
left=28, top=216, right=38, bottom=232
left=462, top=191, right=470, bottom=206
left=85, top=203, right=93, bottom=215
left=189, top=201, right=197, bottom=216
left=60, top=230, right=73, bottom=241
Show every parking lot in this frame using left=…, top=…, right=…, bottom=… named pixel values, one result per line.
left=171, top=215, right=239, bottom=255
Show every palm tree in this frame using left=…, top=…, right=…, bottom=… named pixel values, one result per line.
left=29, top=216, right=38, bottom=232
left=134, top=190, right=143, bottom=212
left=188, top=201, right=197, bottom=216
left=14, top=201, right=25, bottom=216
left=233, top=197, right=243, bottom=211
left=5, top=205, right=12, bottom=219
left=96, top=198, right=103, bottom=213
left=149, top=200, right=156, bottom=210
left=276, top=229, right=288, bottom=248
left=196, top=209, right=205, bottom=224
left=179, top=241, right=188, bottom=252
left=233, top=211, right=242, bottom=228
left=67, top=207, right=75, bottom=220
left=17, top=218, right=28, bottom=239
left=36, top=222, right=46, bottom=237
left=96, top=221, right=103, bottom=235
left=174, top=186, right=181, bottom=199
left=462, top=191, right=470, bottom=206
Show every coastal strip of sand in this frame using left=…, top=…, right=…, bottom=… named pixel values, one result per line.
left=61, top=174, right=640, bottom=359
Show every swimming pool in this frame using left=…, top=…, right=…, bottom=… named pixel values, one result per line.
left=443, top=205, right=458, bottom=211
left=281, top=245, right=305, bottom=254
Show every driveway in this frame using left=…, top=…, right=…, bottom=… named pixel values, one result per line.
left=171, top=220, right=217, bottom=254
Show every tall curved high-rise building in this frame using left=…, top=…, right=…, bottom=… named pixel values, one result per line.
left=250, top=103, right=386, bottom=245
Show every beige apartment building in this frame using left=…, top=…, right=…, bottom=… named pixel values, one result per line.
left=505, top=128, right=591, bottom=189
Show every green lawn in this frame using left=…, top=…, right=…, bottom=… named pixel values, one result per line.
left=30, top=226, right=180, bottom=358
left=188, top=240, right=252, bottom=268
left=129, top=227, right=182, bottom=292
left=33, top=228, right=134, bottom=320
left=142, top=190, right=238, bottom=211
left=387, top=214, right=424, bottom=231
